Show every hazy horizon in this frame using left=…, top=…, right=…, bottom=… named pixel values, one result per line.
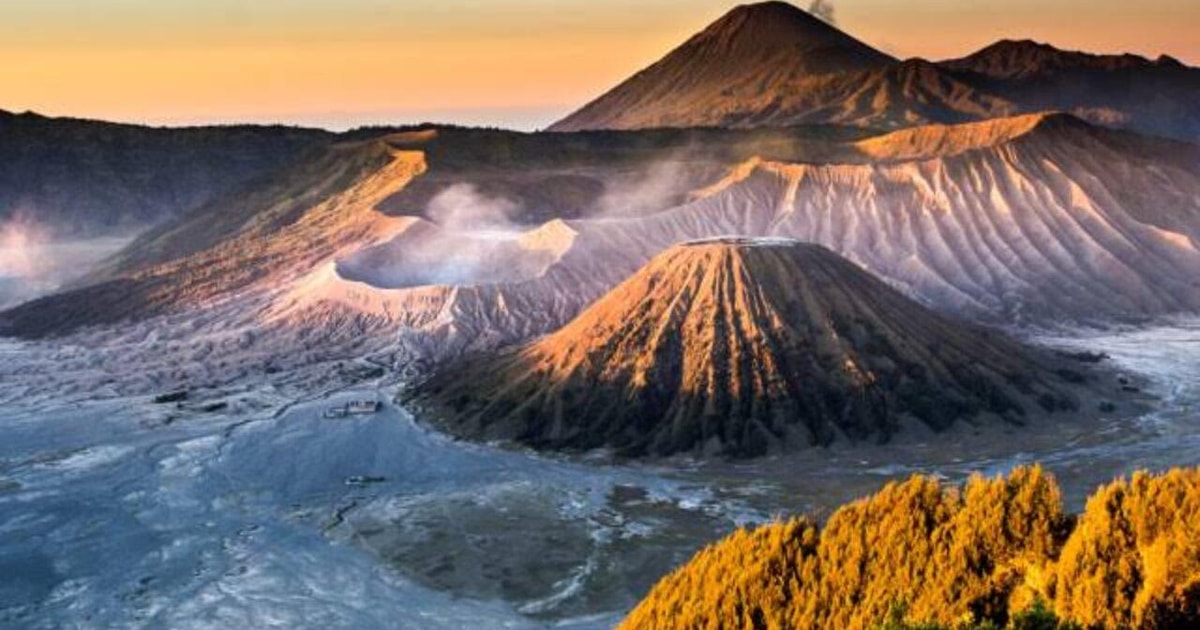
left=4, top=0, right=1199, bottom=131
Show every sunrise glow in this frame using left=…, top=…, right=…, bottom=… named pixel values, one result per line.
left=4, top=0, right=1197, bottom=129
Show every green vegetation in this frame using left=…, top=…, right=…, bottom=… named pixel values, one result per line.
left=875, top=598, right=1080, bottom=630
left=622, top=466, right=1200, bottom=630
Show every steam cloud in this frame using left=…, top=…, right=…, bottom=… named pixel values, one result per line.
left=595, top=159, right=693, bottom=218
left=341, top=156, right=732, bottom=289
left=808, top=0, right=836, bottom=24
left=0, top=211, right=132, bottom=309
left=337, top=184, right=554, bottom=288
left=426, top=183, right=522, bottom=236
left=0, top=213, right=51, bottom=278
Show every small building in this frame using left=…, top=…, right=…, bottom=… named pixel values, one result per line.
left=323, top=398, right=381, bottom=419
left=347, top=399, right=381, bottom=415
left=323, top=406, right=349, bottom=419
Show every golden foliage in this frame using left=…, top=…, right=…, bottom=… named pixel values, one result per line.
left=1052, top=468, right=1200, bottom=629
left=621, top=466, right=1200, bottom=630
left=622, top=518, right=820, bottom=630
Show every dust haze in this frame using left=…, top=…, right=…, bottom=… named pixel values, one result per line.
left=338, top=161, right=716, bottom=289
left=594, top=158, right=698, bottom=218
left=336, top=185, right=561, bottom=289
left=426, top=183, right=524, bottom=236
left=0, top=211, right=131, bottom=309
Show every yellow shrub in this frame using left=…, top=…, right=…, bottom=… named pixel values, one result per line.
left=622, top=467, right=1200, bottom=630
left=1053, top=468, right=1200, bottom=629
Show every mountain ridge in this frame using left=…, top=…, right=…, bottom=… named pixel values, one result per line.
left=941, top=38, right=1189, bottom=79
left=5, top=114, right=1198, bottom=344
left=0, top=109, right=332, bottom=237
left=550, top=2, right=1199, bottom=141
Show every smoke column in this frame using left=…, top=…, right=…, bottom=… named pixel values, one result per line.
left=808, top=0, right=836, bottom=24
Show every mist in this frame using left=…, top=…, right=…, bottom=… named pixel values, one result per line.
left=593, top=159, right=697, bottom=219
left=426, top=183, right=524, bottom=237
left=0, top=214, right=51, bottom=279
left=0, top=213, right=132, bottom=310
left=336, top=185, right=563, bottom=289
left=339, top=155, right=743, bottom=289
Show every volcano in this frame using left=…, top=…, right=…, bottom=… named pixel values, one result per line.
left=408, top=238, right=1093, bottom=458
left=548, top=2, right=1011, bottom=132
left=550, top=2, right=1199, bottom=141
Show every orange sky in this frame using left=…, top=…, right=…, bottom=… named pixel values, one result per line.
left=3, top=0, right=1196, bottom=130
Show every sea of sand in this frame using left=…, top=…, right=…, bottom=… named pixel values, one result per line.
left=0, top=319, right=1197, bottom=628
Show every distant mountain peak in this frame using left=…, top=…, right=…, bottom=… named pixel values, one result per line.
left=662, top=1, right=894, bottom=74
left=699, top=1, right=853, bottom=50
left=548, top=2, right=895, bottom=132
left=943, top=39, right=1192, bottom=79
left=1155, top=53, right=1185, bottom=67
left=550, top=2, right=1198, bottom=140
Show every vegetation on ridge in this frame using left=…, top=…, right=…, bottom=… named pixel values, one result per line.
left=622, top=466, right=1200, bottom=630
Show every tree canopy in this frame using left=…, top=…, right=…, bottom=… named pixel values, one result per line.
left=623, top=466, right=1200, bottom=630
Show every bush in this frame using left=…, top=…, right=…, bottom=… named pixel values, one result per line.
left=621, top=467, right=1200, bottom=630
left=1052, top=468, right=1200, bottom=629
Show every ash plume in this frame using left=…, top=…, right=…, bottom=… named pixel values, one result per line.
left=426, top=183, right=522, bottom=235
left=595, top=158, right=693, bottom=218
left=808, top=0, right=836, bottom=24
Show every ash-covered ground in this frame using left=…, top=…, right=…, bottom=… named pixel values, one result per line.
left=0, top=320, right=1197, bottom=628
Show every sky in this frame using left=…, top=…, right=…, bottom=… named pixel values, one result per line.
left=3, top=0, right=1197, bottom=131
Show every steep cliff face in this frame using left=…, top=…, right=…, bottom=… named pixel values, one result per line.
left=407, top=239, right=1090, bottom=458
left=308, top=113, right=1200, bottom=358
